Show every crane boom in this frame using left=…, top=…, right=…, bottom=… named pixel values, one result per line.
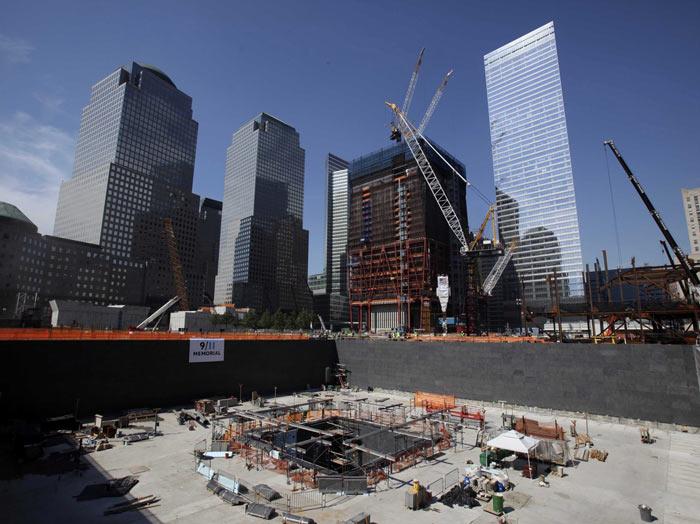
left=387, top=102, right=469, bottom=253
left=401, top=48, right=425, bottom=118
left=417, top=69, right=453, bottom=134
left=482, top=240, right=518, bottom=296
left=163, top=217, right=190, bottom=310
left=469, top=205, right=496, bottom=251
left=604, top=140, right=699, bottom=286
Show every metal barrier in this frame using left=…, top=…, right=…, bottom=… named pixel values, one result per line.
left=443, top=468, right=459, bottom=488
left=317, top=475, right=368, bottom=495
left=425, top=467, right=460, bottom=497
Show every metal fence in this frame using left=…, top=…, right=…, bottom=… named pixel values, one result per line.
left=424, top=467, right=460, bottom=497
left=317, top=475, right=368, bottom=495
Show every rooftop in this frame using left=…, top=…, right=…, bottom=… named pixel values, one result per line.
left=0, top=201, right=36, bottom=228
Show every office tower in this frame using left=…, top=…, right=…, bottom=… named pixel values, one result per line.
left=197, top=198, right=223, bottom=304
left=682, top=188, right=700, bottom=261
left=484, top=22, right=584, bottom=303
left=0, top=201, right=143, bottom=320
left=54, top=62, right=205, bottom=307
left=325, top=154, right=350, bottom=326
left=215, top=113, right=312, bottom=312
left=347, top=142, right=467, bottom=332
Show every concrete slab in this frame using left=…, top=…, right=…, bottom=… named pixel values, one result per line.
left=2, top=391, right=699, bottom=523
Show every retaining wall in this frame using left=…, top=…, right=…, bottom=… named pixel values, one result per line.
left=0, top=339, right=337, bottom=418
left=336, top=340, right=700, bottom=427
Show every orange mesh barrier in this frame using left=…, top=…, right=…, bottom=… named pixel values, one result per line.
left=0, top=328, right=309, bottom=341
left=414, top=391, right=456, bottom=410
left=515, top=416, right=565, bottom=440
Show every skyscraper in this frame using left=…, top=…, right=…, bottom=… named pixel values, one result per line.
left=214, top=113, right=312, bottom=312
left=197, top=198, right=223, bottom=304
left=347, top=142, right=467, bottom=332
left=325, top=154, right=350, bottom=326
left=485, top=22, right=584, bottom=303
left=682, top=188, right=700, bottom=261
left=54, top=62, right=205, bottom=307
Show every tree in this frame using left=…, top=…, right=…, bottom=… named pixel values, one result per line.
left=241, top=310, right=258, bottom=329
left=258, top=310, right=272, bottom=329
left=272, top=309, right=286, bottom=331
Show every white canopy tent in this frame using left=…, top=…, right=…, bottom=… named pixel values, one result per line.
left=486, top=430, right=539, bottom=478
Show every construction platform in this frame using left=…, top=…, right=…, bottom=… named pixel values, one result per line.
left=2, top=390, right=699, bottom=524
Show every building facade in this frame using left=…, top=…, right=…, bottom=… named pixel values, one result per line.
left=0, top=202, right=143, bottom=322
left=215, top=113, right=312, bottom=313
left=53, top=62, right=207, bottom=308
left=197, top=198, right=223, bottom=304
left=484, top=22, right=584, bottom=304
left=682, top=188, right=700, bottom=261
left=347, top=142, right=468, bottom=333
left=325, top=154, right=350, bottom=326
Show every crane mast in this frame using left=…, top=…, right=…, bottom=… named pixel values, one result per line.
left=604, top=140, right=699, bottom=286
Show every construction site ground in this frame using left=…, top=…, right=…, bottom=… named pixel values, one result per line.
left=3, top=390, right=700, bottom=524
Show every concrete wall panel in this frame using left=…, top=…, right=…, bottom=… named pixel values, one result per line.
left=336, top=340, right=700, bottom=427
left=0, top=339, right=337, bottom=418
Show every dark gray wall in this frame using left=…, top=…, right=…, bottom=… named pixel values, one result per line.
left=0, top=339, right=337, bottom=418
left=337, top=340, right=700, bottom=427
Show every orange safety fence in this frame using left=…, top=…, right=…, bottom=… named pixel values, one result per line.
left=410, top=334, right=550, bottom=343
left=414, top=391, right=456, bottom=410
left=0, top=328, right=310, bottom=341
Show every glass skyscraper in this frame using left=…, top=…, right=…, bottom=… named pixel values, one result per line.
left=484, top=21, right=584, bottom=303
left=215, top=113, right=312, bottom=312
left=54, top=62, right=205, bottom=306
left=325, top=153, right=350, bottom=325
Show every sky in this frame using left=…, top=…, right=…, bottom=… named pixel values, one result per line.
left=1, top=0, right=699, bottom=275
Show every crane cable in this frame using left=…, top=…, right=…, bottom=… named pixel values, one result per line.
left=604, top=144, right=623, bottom=268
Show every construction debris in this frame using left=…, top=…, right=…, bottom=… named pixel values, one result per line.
left=590, top=449, right=609, bottom=462
left=245, top=502, right=275, bottom=519
left=103, top=495, right=160, bottom=515
left=75, top=476, right=139, bottom=501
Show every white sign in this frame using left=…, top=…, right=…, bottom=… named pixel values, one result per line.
left=189, top=338, right=224, bottom=363
left=436, top=275, right=450, bottom=314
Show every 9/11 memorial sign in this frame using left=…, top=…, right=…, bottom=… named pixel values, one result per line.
left=189, top=339, right=225, bottom=363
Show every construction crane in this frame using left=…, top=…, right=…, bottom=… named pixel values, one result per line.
left=417, top=69, right=453, bottom=134
left=136, top=296, right=182, bottom=330
left=468, top=205, right=498, bottom=251
left=387, top=102, right=516, bottom=295
left=163, top=217, right=190, bottom=310
left=482, top=240, right=519, bottom=296
left=388, top=102, right=469, bottom=252
left=604, top=140, right=699, bottom=286
left=391, top=48, right=425, bottom=142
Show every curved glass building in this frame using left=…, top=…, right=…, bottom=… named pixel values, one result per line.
left=484, top=21, right=584, bottom=303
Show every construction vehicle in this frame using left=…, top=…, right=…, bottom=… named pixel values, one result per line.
left=604, top=140, right=699, bottom=287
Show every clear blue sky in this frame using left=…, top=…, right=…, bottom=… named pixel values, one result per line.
left=1, top=0, right=699, bottom=275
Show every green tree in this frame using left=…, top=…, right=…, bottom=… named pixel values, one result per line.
left=272, top=309, right=286, bottom=331
left=242, top=310, right=258, bottom=329
left=258, top=310, right=272, bottom=329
